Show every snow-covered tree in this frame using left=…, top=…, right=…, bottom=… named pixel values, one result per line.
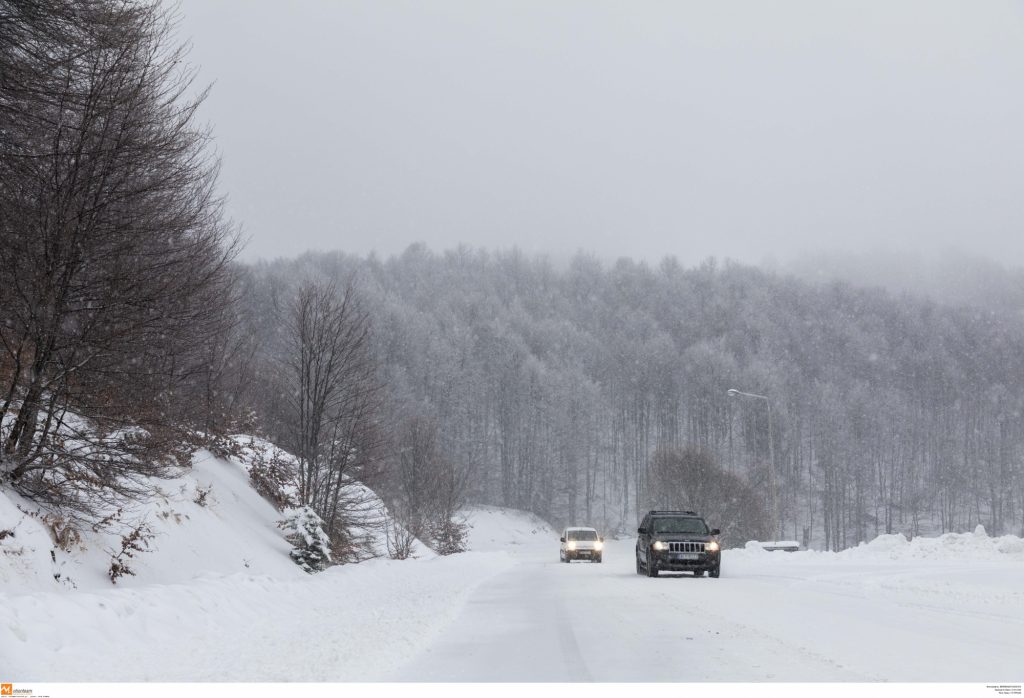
left=279, top=506, right=332, bottom=573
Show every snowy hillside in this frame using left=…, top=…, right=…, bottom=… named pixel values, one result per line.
left=0, top=446, right=301, bottom=592
left=461, top=505, right=558, bottom=554
left=0, top=434, right=440, bottom=594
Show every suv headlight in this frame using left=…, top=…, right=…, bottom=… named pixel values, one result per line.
left=567, top=541, right=577, bottom=551
left=706, top=541, right=720, bottom=552
left=594, top=541, right=604, bottom=551
left=652, top=540, right=668, bottom=551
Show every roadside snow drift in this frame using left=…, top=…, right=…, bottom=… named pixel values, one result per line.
left=1, top=446, right=301, bottom=593
left=461, top=505, right=557, bottom=555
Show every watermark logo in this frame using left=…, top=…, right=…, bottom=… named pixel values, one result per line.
left=1, top=684, right=12, bottom=696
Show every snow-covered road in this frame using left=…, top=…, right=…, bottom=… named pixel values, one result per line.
left=4, top=506, right=1023, bottom=682
left=395, top=529, right=1024, bottom=682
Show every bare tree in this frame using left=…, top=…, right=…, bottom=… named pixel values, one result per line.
left=279, top=279, right=383, bottom=550
left=0, top=0, right=238, bottom=522
left=389, top=413, right=469, bottom=554
left=192, top=265, right=262, bottom=437
left=645, top=446, right=769, bottom=546
left=392, top=414, right=438, bottom=541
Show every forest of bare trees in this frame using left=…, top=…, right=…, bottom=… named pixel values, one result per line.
left=238, top=247, right=1024, bottom=549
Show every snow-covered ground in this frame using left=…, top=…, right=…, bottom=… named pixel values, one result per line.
left=0, top=466, right=523, bottom=680
left=3, top=550, right=516, bottom=681
left=3, top=458, right=1023, bottom=682
left=0, top=446, right=302, bottom=593
left=398, top=527, right=1024, bottom=682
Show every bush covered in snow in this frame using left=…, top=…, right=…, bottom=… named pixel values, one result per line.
left=279, top=506, right=332, bottom=573
left=231, top=436, right=300, bottom=511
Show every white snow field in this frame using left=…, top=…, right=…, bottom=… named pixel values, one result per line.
left=3, top=452, right=1023, bottom=682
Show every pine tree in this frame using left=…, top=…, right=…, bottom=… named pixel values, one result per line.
left=279, top=506, right=332, bottom=573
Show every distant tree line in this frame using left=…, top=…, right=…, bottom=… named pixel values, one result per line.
left=237, top=247, right=1024, bottom=549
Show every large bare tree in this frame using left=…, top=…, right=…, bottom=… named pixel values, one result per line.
left=0, top=0, right=238, bottom=520
left=279, top=280, right=384, bottom=555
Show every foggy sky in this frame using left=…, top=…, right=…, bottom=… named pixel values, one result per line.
left=178, top=1, right=1024, bottom=266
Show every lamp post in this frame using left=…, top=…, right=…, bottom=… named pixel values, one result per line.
left=727, top=388, right=778, bottom=539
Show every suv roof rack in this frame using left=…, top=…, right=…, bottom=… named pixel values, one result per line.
left=648, top=510, right=698, bottom=516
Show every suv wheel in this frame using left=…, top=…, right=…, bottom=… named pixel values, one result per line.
left=709, top=565, right=720, bottom=578
left=645, top=551, right=659, bottom=578
left=694, top=570, right=705, bottom=577
left=635, top=550, right=643, bottom=575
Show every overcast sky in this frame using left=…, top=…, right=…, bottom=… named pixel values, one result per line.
left=178, top=0, right=1024, bottom=266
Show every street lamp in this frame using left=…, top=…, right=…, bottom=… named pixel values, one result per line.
left=727, top=388, right=778, bottom=539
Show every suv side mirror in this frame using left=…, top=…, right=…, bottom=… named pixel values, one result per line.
left=559, top=537, right=566, bottom=543
left=711, top=528, right=720, bottom=536
left=599, top=536, right=604, bottom=543
left=637, top=527, right=647, bottom=535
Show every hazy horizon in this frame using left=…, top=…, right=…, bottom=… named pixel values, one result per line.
left=179, top=1, right=1024, bottom=268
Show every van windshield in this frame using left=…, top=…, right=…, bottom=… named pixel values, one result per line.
left=567, top=529, right=598, bottom=541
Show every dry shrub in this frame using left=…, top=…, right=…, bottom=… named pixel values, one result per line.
left=107, top=522, right=154, bottom=584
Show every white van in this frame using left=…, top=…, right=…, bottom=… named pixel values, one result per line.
left=559, top=526, right=604, bottom=563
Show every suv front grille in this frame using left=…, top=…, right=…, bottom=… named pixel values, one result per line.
left=669, top=541, right=705, bottom=553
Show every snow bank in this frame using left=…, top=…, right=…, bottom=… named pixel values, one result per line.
left=728, top=525, right=1024, bottom=563
left=0, top=433, right=435, bottom=594
left=228, top=434, right=432, bottom=562
left=0, top=447, right=302, bottom=593
left=836, top=526, right=1024, bottom=562
left=839, top=524, right=1024, bottom=560
left=0, top=489, right=62, bottom=591
left=462, top=505, right=557, bottom=554
left=743, top=540, right=770, bottom=554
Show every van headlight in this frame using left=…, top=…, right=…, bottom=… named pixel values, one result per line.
left=653, top=540, right=668, bottom=551
left=567, top=541, right=577, bottom=551
left=594, top=541, right=604, bottom=551
left=706, top=541, right=720, bottom=552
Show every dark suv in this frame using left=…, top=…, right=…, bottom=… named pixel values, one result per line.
left=635, top=510, right=721, bottom=578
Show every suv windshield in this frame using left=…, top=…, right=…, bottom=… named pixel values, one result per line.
left=567, top=529, right=598, bottom=541
left=651, top=517, right=707, bottom=535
